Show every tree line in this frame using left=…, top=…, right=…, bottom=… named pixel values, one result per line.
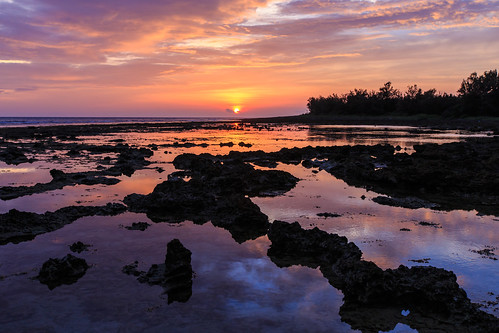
left=306, top=70, right=499, bottom=117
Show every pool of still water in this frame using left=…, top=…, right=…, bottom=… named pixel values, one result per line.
left=0, top=124, right=497, bottom=332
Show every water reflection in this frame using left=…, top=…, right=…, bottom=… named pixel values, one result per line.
left=0, top=124, right=497, bottom=331
left=307, top=125, right=492, bottom=151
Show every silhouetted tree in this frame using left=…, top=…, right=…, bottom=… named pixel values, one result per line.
left=458, top=70, right=499, bottom=96
left=458, top=70, right=499, bottom=116
left=377, top=82, right=400, bottom=100
left=405, top=85, right=423, bottom=100
left=306, top=70, right=498, bottom=118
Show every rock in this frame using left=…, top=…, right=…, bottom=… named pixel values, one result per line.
left=125, top=222, right=151, bottom=231
left=50, top=169, right=67, bottom=181
left=122, top=261, right=141, bottom=276
left=37, top=254, right=89, bottom=290
left=317, top=212, right=342, bottom=218
left=238, top=141, right=252, bottom=148
left=124, top=239, right=193, bottom=304
left=267, top=220, right=499, bottom=332
left=0, top=146, right=152, bottom=201
left=471, top=247, right=498, bottom=260
left=0, top=203, right=127, bottom=245
left=125, top=152, right=299, bottom=243
left=268, top=221, right=362, bottom=268
left=0, top=146, right=31, bottom=165
left=199, top=139, right=499, bottom=216
left=66, top=148, right=80, bottom=156
left=408, top=258, right=430, bottom=263
left=418, top=221, right=441, bottom=228
left=372, top=196, right=439, bottom=209
left=69, top=241, right=91, bottom=253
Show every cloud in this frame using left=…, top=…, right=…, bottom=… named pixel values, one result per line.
left=0, top=59, right=32, bottom=64
left=0, top=0, right=498, bottom=115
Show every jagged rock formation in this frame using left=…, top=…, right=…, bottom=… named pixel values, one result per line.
left=0, top=203, right=126, bottom=245
left=267, top=220, right=499, bottom=332
left=123, top=239, right=193, bottom=304
left=125, top=154, right=299, bottom=243
left=0, top=146, right=153, bottom=200
left=37, top=254, right=89, bottom=290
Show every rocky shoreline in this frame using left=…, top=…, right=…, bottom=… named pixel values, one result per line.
left=268, top=220, right=498, bottom=332
left=1, top=121, right=498, bottom=331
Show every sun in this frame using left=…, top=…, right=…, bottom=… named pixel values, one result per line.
left=233, top=106, right=240, bottom=114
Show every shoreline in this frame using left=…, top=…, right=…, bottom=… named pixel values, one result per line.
left=0, top=114, right=498, bottom=139
left=242, top=114, right=499, bottom=132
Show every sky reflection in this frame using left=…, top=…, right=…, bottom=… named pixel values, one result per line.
left=0, top=125, right=498, bottom=331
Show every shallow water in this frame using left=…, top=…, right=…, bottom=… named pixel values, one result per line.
left=0, top=124, right=497, bottom=332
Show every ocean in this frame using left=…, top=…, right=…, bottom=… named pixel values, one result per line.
left=0, top=117, right=236, bottom=127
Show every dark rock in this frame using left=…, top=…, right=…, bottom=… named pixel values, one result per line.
left=124, top=239, right=193, bottom=304
left=268, top=221, right=362, bottom=268
left=418, top=221, right=441, bottom=228
left=125, top=152, right=298, bottom=243
left=372, top=196, right=439, bottom=209
left=0, top=203, right=127, bottom=245
left=50, top=169, right=67, bottom=181
left=125, top=222, right=151, bottom=231
left=267, top=220, right=499, bottom=332
left=203, top=139, right=499, bottom=216
left=317, top=212, right=342, bottom=218
left=252, top=160, right=278, bottom=168
left=471, top=247, right=498, bottom=260
left=0, top=146, right=152, bottom=200
left=408, top=258, right=430, bottom=263
left=122, top=261, right=141, bottom=276
left=0, top=146, right=31, bottom=165
left=37, top=254, right=89, bottom=290
left=238, top=141, right=252, bottom=148
left=66, top=148, right=80, bottom=156
left=400, top=228, right=411, bottom=232
left=219, top=142, right=234, bottom=147
left=69, top=241, right=91, bottom=253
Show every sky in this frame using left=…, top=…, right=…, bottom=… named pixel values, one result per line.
left=0, top=0, right=498, bottom=117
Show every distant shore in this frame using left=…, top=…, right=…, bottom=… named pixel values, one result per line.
left=243, top=114, right=499, bottom=132
left=1, top=114, right=498, bottom=139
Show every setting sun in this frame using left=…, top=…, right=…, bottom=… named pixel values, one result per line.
left=233, top=107, right=240, bottom=114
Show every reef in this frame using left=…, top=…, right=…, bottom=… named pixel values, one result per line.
left=69, top=241, right=91, bottom=253
left=124, top=222, right=152, bottom=231
left=37, top=254, right=89, bottom=290
left=0, top=146, right=34, bottom=165
left=123, top=239, right=193, bottom=304
left=124, top=153, right=299, bottom=243
left=0, top=203, right=127, bottom=245
left=213, top=138, right=499, bottom=216
left=0, top=146, right=153, bottom=200
left=267, top=220, right=499, bottom=332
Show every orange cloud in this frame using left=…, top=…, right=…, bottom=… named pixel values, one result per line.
left=0, top=0, right=498, bottom=116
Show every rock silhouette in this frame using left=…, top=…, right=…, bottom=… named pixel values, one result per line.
left=37, top=254, right=89, bottom=290
left=123, top=239, right=193, bottom=304
left=125, top=153, right=299, bottom=243
left=267, top=221, right=499, bottom=332
left=0, top=203, right=126, bottom=245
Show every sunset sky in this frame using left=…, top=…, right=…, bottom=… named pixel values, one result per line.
left=1, top=0, right=498, bottom=117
